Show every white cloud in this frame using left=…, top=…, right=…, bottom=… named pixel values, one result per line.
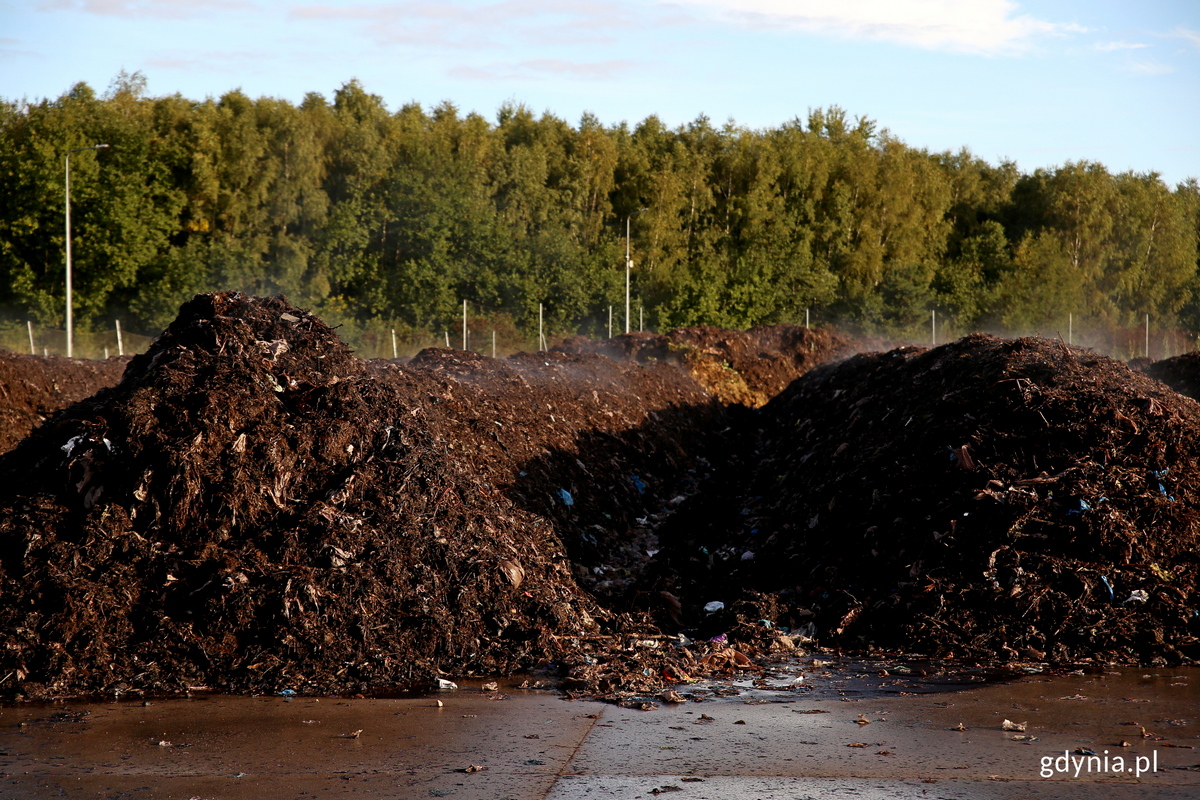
left=448, top=58, right=639, bottom=81
left=1129, top=60, right=1174, bottom=76
left=291, top=1, right=632, bottom=49
left=39, top=0, right=252, bottom=18
left=1174, top=27, right=1200, bottom=49
left=1094, top=41, right=1147, bottom=53
left=667, top=0, right=1082, bottom=55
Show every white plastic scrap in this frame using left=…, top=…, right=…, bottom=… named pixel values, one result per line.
left=435, top=678, right=459, bottom=690
left=703, top=601, right=725, bottom=614
left=61, top=435, right=114, bottom=457
left=1124, top=589, right=1150, bottom=604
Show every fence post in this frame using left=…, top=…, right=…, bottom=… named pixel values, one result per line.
left=115, top=319, right=124, bottom=357
left=1146, top=313, right=1150, bottom=360
left=608, top=305, right=612, bottom=339
left=931, top=310, right=937, bottom=346
left=462, top=299, right=467, bottom=351
left=27, top=321, right=34, bottom=355
left=391, top=329, right=397, bottom=359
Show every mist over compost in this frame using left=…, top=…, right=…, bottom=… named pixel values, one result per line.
left=553, top=325, right=877, bottom=407
left=654, top=334, right=1200, bottom=665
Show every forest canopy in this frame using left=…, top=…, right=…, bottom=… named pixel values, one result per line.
left=1, top=73, right=1197, bottom=351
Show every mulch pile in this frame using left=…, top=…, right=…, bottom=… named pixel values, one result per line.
left=555, top=325, right=868, bottom=407
left=0, top=351, right=127, bottom=453
left=1144, top=351, right=1200, bottom=401
left=0, top=293, right=735, bottom=700
left=655, top=334, right=1200, bottom=666
left=4, top=304, right=1199, bottom=703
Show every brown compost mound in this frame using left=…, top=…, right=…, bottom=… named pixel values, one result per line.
left=0, top=350, right=128, bottom=453
left=554, top=325, right=867, bottom=407
left=1144, top=351, right=1200, bottom=401
left=0, top=293, right=733, bottom=701
left=655, top=334, right=1200, bottom=665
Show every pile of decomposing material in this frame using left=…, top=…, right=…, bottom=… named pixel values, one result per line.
left=0, top=292, right=740, bottom=701
left=1144, top=351, right=1200, bottom=401
left=0, top=350, right=126, bottom=453
left=655, top=334, right=1200, bottom=666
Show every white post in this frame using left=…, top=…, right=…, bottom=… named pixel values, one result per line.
left=538, top=303, right=545, bottom=351
left=65, top=155, right=72, bottom=358
left=491, top=330, right=496, bottom=359
left=444, top=331, right=450, bottom=348
left=931, top=310, right=937, bottom=347
left=115, top=319, right=124, bottom=356
left=64, top=144, right=108, bottom=359
left=27, top=320, right=34, bottom=355
left=1146, top=313, right=1150, bottom=360
left=806, top=308, right=810, bottom=330
left=104, top=347, right=109, bottom=359
left=608, top=305, right=612, bottom=339
left=462, top=299, right=467, bottom=351
left=391, top=329, right=397, bottom=359
left=1068, top=313, right=1072, bottom=345
left=639, top=305, right=643, bottom=333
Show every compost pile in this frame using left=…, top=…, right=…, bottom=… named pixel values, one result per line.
left=1144, top=351, right=1200, bottom=401
left=0, top=351, right=126, bottom=453
left=656, top=334, right=1200, bottom=665
left=0, top=292, right=732, bottom=700
left=555, top=325, right=866, bottom=407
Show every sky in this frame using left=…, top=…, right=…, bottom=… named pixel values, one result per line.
left=1, top=0, right=1198, bottom=186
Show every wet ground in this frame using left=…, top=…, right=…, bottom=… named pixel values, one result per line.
left=2, top=658, right=1197, bottom=799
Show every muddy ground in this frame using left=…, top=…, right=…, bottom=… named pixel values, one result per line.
left=1, top=298, right=1198, bottom=706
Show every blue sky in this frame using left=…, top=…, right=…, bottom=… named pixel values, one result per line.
left=2, top=0, right=1198, bottom=185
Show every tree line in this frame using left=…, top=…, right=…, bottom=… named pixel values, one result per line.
left=1, top=73, right=1197, bottom=350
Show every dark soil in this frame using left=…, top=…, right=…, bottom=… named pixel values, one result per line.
left=0, top=293, right=735, bottom=701
left=0, top=351, right=127, bottom=453
left=654, top=334, right=1200, bottom=666
left=554, top=325, right=873, bottom=407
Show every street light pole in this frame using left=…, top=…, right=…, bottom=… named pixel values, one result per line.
left=625, top=207, right=648, bottom=334
left=65, top=143, right=108, bottom=358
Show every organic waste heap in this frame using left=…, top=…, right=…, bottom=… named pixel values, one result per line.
left=1144, top=351, right=1200, bottom=401
left=0, top=350, right=127, bottom=453
left=555, top=325, right=866, bottom=407
left=657, top=334, right=1200, bottom=665
left=0, top=293, right=731, bottom=700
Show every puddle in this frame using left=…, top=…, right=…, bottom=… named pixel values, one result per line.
left=1, top=667, right=1196, bottom=799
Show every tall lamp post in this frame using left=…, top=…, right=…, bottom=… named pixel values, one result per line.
left=625, top=207, right=648, bottom=334
left=65, top=143, right=108, bottom=358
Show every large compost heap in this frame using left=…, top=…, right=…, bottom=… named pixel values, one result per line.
left=656, top=334, right=1200, bottom=665
left=554, top=325, right=868, bottom=407
left=0, top=351, right=126, bottom=453
left=0, top=293, right=733, bottom=700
